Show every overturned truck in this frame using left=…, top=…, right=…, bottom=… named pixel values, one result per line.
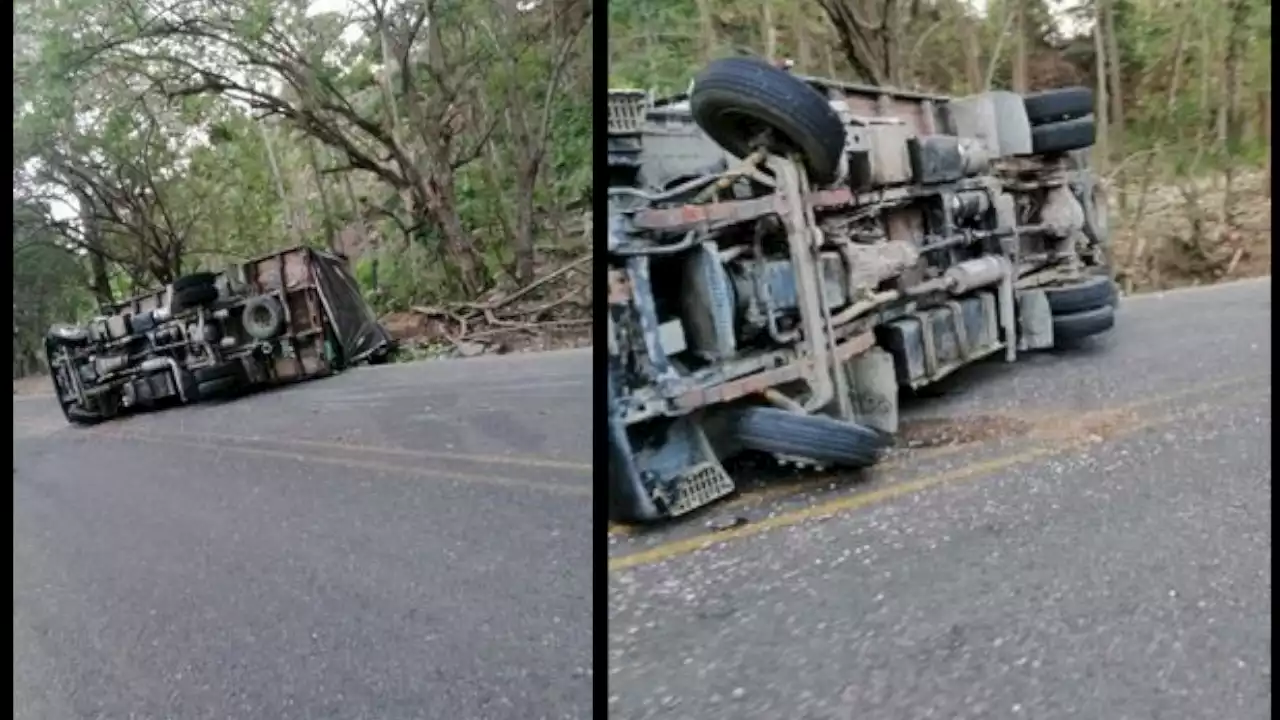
left=607, top=58, right=1116, bottom=522
left=46, top=245, right=394, bottom=424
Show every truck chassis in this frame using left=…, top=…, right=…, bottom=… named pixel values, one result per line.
left=45, top=245, right=394, bottom=424
left=607, top=58, right=1116, bottom=523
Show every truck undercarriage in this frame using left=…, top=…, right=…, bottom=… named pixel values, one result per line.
left=608, top=58, right=1117, bottom=523
left=45, top=245, right=394, bottom=425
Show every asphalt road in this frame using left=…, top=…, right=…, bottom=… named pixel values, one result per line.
left=609, top=277, right=1272, bottom=720
left=14, top=348, right=594, bottom=720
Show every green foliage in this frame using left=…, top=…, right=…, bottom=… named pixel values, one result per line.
left=11, top=218, right=94, bottom=377
left=1096, top=0, right=1271, bottom=177
left=611, top=0, right=1270, bottom=178
left=609, top=0, right=708, bottom=93
left=12, top=0, right=593, bottom=371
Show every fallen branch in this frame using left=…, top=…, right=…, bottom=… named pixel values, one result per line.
left=1226, top=246, right=1246, bottom=275
left=464, top=318, right=593, bottom=342
left=457, top=252, right=592, bottom=313
left=1106, top=147, right=1163, bottom=187
left=404, top=252, right=594, bottom=351
left=505, top=285, right=589, bottom=320
left=409, top=305, right=470, bottom=340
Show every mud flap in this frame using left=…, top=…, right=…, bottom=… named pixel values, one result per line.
left=608, top=375, right=737, bottom=522
left=845, top=346, right=899, bottom=435
left=1017, top=289, right=1055, bottom=350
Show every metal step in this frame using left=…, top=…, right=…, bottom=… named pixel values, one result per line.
left=663, top=461, right=736, bottom=517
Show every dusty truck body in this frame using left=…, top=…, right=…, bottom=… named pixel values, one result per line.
left=607, top=58, right=1115, bottom=523
left=45, top=245, right=394, bottom=424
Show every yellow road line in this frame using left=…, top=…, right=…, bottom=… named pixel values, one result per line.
left=607, top=456, right=903, bottom=538
left=608, top=373, right=1268, bottom=539
left=104, top=428, right=593, bottom=473
left=98, top=431, right=593, bottom=498
left=608, top=413, right=1180, bottom=572
left=605, top=441, right=1012, bottom=538
left=608, top=374, right=1269, bottom=571
left=716, top=440, right=988, bottom=509
left=609, top=445, right=1066, bottom=572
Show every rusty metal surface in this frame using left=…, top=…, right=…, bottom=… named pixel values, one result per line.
left=630, top=195, right=783, bottom=233
left=271, top=286, right=330, bottom=382
left=805, top=187, right=859, bottom=209
left=605, top=62, right=1115, bottom=527
left=672, top=332, right=875, bottom=412
left=864, top=124, right=916, bottom=185
left=234, top=247, right=333, bottom=382
left=820, top=86, right=946, bottom=135
left=608, top=269, right=633, bottom=304
left=106, top=246, right=384, bottom=385
left=109, top=289, right=167, bottom=316
left=630, top=185, right=938, bottom=233
left=243, top=245, right=315, bottom=293
left=802, top=75, right=951, bottom=104
left=885, top=206, right=927, bottom=247
left=672, top=361, right=806, bottom=412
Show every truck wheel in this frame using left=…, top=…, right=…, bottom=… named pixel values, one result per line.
left=196, top=376, right=240, bottom=399
left=365, top=343, right=396, bottom=366
left=172, top=284, right=219, bottom=312
left=690, top=57, right=846, bottom=185
left=172, top=272, right=218, bottom=292
left=49, top=375, right=105, bottom=425
left=170, top=272, right=219, bottom=312
left=1053, top=305, right=1116, bottom=345
left=1030, top=115, right=1096, bottom=155
left=242, top=295, right=285, bottom=340
left=1044, top=276, right=1117, bottom=315
left=727, top=405, right=889, bottom=467
left=194, top=362, right=245, bottom=384
left=45, top=323, right=89, bottom=347
left=1022, top=87, right=1094, bottom=126
left=43, top=337, right=96, bottom=425
left=65, top=389, right=120, bottom=426
left=64, top=404, right=106, bottom=426
left=193, top=362, right=246, bottom=399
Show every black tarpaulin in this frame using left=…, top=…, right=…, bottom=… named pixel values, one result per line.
left=310, top=250, right=394, bottom=363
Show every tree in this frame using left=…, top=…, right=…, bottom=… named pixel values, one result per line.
left=15, top=0, right=594, bottom=319
left=815, top=0, right=919, bottom=86
left=60, top=0, right=589, bottom=296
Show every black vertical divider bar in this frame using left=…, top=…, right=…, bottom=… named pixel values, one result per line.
left=590, top=5, right=609, bottom=717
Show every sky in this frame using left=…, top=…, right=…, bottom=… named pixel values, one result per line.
left=966, top=0, right=1091, bottom=35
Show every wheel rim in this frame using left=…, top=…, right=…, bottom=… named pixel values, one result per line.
left=713, top=109, right=797, bottom=158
